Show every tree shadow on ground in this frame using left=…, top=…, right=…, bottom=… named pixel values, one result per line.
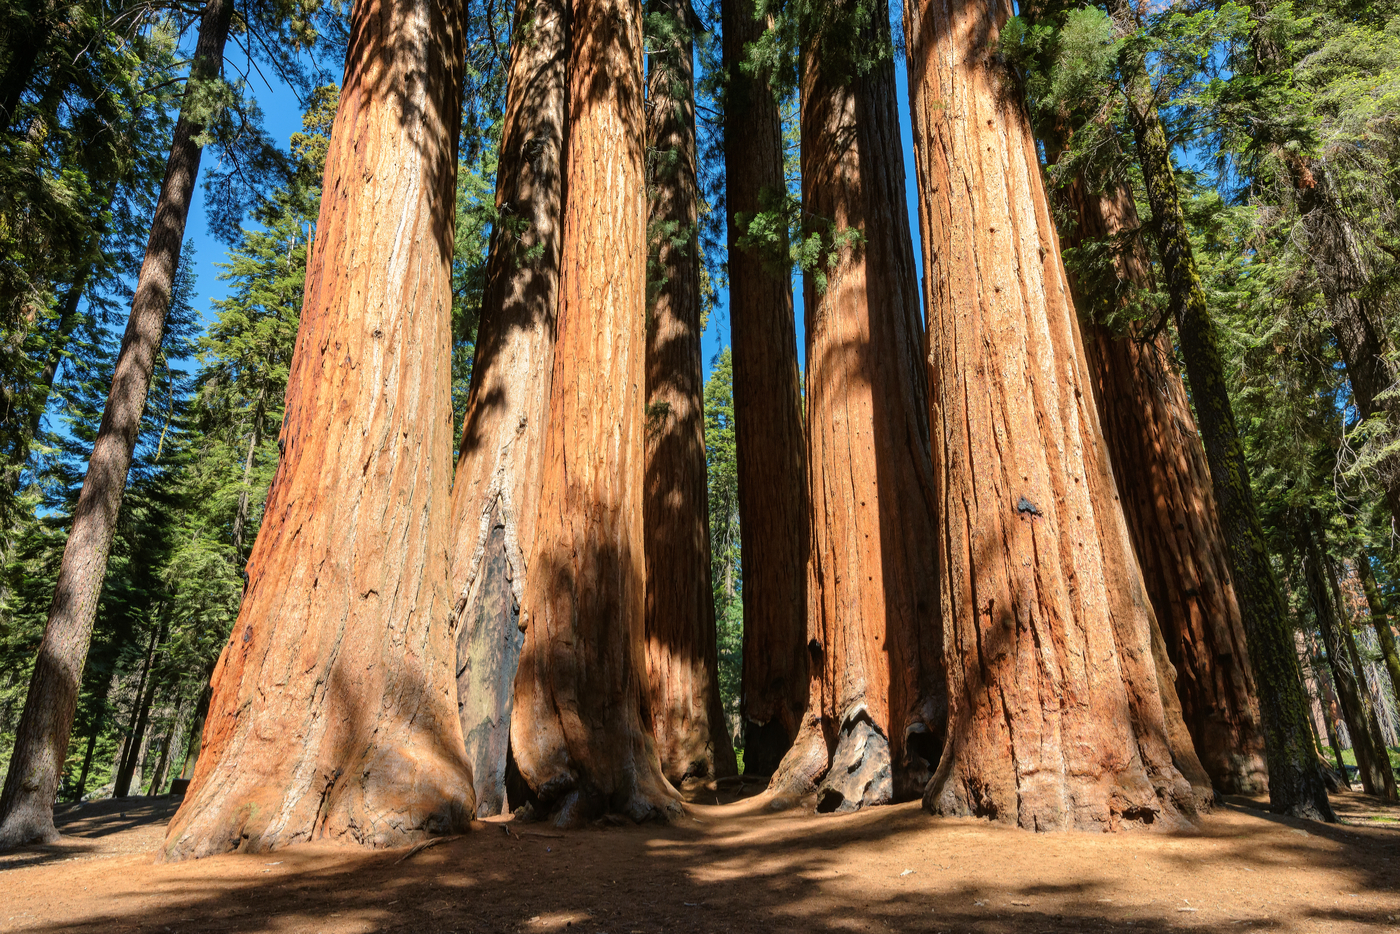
left=5, top=790, right=1398, bottom=933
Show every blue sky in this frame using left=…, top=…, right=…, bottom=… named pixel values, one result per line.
left=184, top=39, right=926, bottom=383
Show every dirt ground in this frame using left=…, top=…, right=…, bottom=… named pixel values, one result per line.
left=1, top=784, right=1398, bottom=934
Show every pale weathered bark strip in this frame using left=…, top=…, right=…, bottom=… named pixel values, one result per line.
left=449, top=0, right=567, bottom=818
left=162, top=0, right=474, bottom=859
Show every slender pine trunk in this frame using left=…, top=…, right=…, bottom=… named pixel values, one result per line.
left=0, top=0, right=234, bottom=849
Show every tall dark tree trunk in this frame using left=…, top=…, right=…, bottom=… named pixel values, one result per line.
left=115, top=625, right=164, bottom=797
left=1299, top=516, right=1396, bottom=799
left=71, top=728, right=97, bottom=802
left=1050, top=167, right=1268, bottom=794
left=720, top=0, right=809, bottom=777
left=163, top=0, right=474, bottom=859
left=904, top=0, right=1207, bottom=830
left=0, top=0, right=235, bottom=850
left=643, top=0, right=737, bottom=786
left=767, top=0, right=943, bottom=813
left=449, top=0, right=566, bottom=818
left=507, top=0, right=680, bottom=827
left=1116, top=15, right=1333, bottom=820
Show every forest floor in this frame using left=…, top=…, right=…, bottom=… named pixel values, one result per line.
left=1, top=782, right=1398, bottom=933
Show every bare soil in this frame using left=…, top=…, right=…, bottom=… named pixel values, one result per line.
left=2, top=784, right=1398, bottom=933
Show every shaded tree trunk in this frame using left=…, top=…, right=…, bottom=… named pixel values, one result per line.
left=1353, top=549, right=1400, bottom=709
left=1053, top=170, right=1268, bottom=794
left=71, top=728, right=97, bottom=802
left=905, top=0, right=1206, bottom=830
left=1300, top=516, right=1396, bottom=799
left=507, top=0, right=680, bottom=827
left=1116, top=15, right=1333, bottom=821
left=178, top=681, right=213, bottom=782
left=115, top=623, right=164, bottom=797
left=642, top=0, right=737, bottom=786
left=162, top=0, right=474, bottom=859
left=0, top=0, right=234, bottom=850
left=767, top=0, right=943, bottom=813
left=720, top=0, right=809, bottom=777
left=448, top=0, right=566, bottom=818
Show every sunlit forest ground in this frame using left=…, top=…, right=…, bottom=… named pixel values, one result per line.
left=1, top=784, right=1398, bottom=933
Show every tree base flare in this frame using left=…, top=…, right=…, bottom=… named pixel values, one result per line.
left=923, top=757, right=1198, bottom=833
left=0, top=801, right=61, bottom=851
left=163, top=737, right=474, bottom=860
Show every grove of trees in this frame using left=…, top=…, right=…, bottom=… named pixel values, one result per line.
left=2, top=0, right=1400, bottom=854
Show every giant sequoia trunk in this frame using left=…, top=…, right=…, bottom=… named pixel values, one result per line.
left=720, top=0, right=809, bottom=777
left=768, top=0, right=943, bottom=812
left=1299, top=517, right=1396, bottom=800
left=1116, top=7, right=1333, bottom=821
left=904, top=0, right=1205, bottom=830
left=449, top=0, right=566, bottom=818
left=507, top=0, right=681, bottom=826
left=0, top=0, right=233, bottom=850
left=162, top=0, right=474, bottom=859
left=1058, top=175, right=1269, bottom=794
left=642, top=0, right=737, bottom=784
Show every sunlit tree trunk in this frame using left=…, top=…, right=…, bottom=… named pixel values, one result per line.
left=507, top=0, right=681, bottom=827
left=904, top=0, right=1205, bottom=830
left=767, top=0, right=943, bottom=812
left=643, top=0, right=737, bottom=784
left=448, top=0, right=567, bottom=818
left=162, top=0, right=474, bottom=859
left=720, top=0, right=809, bottom=777
left=0, top=0, right=233, bottom=849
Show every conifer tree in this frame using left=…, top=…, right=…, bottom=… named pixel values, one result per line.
left=0, top=0, right=236, bottom=848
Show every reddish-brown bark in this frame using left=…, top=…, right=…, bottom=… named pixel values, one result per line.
left=642, top=0, right=737, bottom=784
left=768, top=0, right=943, bottom=811
left=449, top=0, right=567, bottom=818
left=1058, top=177, right=1268, bottom=795
left=0, top=0, right=233, bottom=851
left=905, top=0, right=1204, bottom=830
left=162, top=0, right=474, bottom=858
left=507, top=0, right=681, bottom=826
left=720, top=0, right=809, bottom=777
